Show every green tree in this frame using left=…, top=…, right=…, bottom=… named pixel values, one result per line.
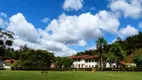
left=134, top=55, right=142, bottom=67
left=96, top=37, right=107, bottom=68
left=0, top=29, right=14, bottom=59
left=107, top=54, right=117, bottom=67
left=14, top=50, right=55, bottom=67
left=108, top=42, right=126, bottom=67
left=19, top=44, right=30, bottom=52
left=56, top=57, right=73, bottom=68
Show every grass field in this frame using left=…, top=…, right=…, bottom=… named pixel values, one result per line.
left=0, top=70, right=142, bottom=80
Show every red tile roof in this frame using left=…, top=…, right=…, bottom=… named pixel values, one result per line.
left=4, top=59, right=16, bottom=63
left=69, top=55, right=98, bottom=59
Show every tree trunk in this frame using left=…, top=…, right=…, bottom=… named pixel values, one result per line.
left=100, top=52, right=102, bottom=68
left=116, top=60, right=119, bottom=68
left=102, top=57, right=106, bottom=68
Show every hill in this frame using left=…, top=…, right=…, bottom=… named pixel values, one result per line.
left=125, top=48, right=142, bottom=63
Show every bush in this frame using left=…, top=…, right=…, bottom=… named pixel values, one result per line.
left=134, top=55, right=142, bottom=67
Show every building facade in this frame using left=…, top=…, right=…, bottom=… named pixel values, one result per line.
left=70, top=55, right=100, bottom=68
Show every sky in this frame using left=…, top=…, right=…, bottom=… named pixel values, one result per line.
left=0, top=0, right=142, bottom=56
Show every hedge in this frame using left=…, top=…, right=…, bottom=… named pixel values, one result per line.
left=11, top=66, right=92, bottom=71
left=95, top=68, right=142, bottom=71
left=11, top=66, right=142, bottom=71
left=11, top=66, right=50, bottom=71
left=0, top=66, right=5, bottom=70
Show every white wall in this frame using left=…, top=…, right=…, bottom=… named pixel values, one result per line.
left=72, top=59, right=99, bottom=68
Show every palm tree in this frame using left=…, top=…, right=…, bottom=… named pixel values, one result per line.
left=96, top=37, right=107, bottom=68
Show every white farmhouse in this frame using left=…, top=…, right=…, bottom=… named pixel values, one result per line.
left=70, top=55, right=100, bottom=68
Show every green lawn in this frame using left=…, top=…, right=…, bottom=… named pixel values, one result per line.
left=0, top=70, right=142, bottom=80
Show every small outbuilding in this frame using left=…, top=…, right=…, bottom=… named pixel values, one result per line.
left=0, top=60, right=5, bottom=67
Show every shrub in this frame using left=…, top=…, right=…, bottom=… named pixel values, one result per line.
left=134, top=55, right=142, bottom=67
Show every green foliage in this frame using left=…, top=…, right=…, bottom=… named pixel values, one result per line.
left=14, top=50, right=55, bottom=67
left=125, top=49, right=142, bottom=63
left=19, top=44, right=30, bottom=52
left=107, top=42, right=127, bottom=67
left=108, top=42, right=126, bottom=60
left=3, top=48, right=15, bottom=59
left=96, top=37, right=107, bottom=52
left=0, top=40, right=4, bottom=45
left=0, top=29, right=14, bottom=57
left=107, top=54, right=117, bottom=64
left=5, top=40, right=13, bottom=46
left=121, top=31, right=142, bottom=51
left=134, top=55, right=142, bottom=67
left=56, top=57, right=73, bottom=68
left=76, top=50, right=97, bottom=56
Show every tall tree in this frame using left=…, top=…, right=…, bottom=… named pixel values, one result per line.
left=96, top=37, right=107, bottom=68
left=0, top=29, right=14, bottom=59
left=19, top=44, right=30, bottom=52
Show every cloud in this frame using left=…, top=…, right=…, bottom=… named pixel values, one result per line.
left=9, top=11, right=118, bottom=56
left=138, top=22, right=142, bottom=28
left=0, top=12, right=8, bottom=28
left=87, top=45, right=96, bottom=50
left=111, top=38, right=117, bottom=43
left=6, top=13, right=76, bottom=56
left=0, top=18, right=8, bottom=28
left=39, top=39, right=76, bottom=56
left=90, top=7, right=96, bottom=11
left=13, top=37, right=76, bottom=56
left=13, top=38, right=44, bottom=50
left=7, top=13, right=39, bottom=43
left=118, top=25, right=138, bottom=38
left=109, top=0, right=142, bottom=19
left=0, top=12, right=7, bottom=18
left=45, top=11, right=119, bottom=45
left=78, top=39, right=87, bottom=46
left=63, top=0, right=83, bottom=11
left=40, top=17, right=49, bottom=23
